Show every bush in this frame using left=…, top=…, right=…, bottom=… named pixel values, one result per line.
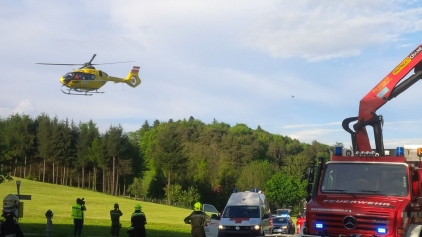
left=25, top=175, right=38, bottom=181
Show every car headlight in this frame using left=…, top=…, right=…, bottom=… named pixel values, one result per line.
left=254, top=225, right=260, bottom=230
left=282, top=226, right=288, bottom=229
left=218, top=225, right=225, bottom=230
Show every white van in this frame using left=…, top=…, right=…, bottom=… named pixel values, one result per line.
left=217, top=190, right=272, bottom=237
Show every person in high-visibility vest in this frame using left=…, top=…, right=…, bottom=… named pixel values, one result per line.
left=127, top=204, right=147, bottom=237
left=71, top=198, right=86, bottom=237
left=184, top=202, right=210, bottom=237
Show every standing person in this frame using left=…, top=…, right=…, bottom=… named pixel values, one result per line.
left=0, top=194, right=24, bottom=237
left=184, top=202, right=210, bottom=237
left=0, top=211, right=24, bottom=237
left=72, top=198, right=86, bottom=237
left=110, top=203, right=123, bottom=237
left=127, top=204, right=147, bottom=237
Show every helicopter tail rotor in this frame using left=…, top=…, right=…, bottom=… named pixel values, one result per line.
left=124, top=66, right=141, bottom=88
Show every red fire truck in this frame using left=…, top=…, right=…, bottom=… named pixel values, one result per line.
left=298, top=44, right=422, bottom=237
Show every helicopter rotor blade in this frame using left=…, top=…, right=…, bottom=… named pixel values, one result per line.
left=91, top=61, right=135, bottom=65
left=37, top=54, right=135, bottom=68
left=88, top=54, right=97, bottom=64
left=79, top=54, right=97, bottom=68
left=36, top=63, right=84, bottom=66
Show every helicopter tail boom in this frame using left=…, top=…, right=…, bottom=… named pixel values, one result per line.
left=124, top=66, right=141, bottom=88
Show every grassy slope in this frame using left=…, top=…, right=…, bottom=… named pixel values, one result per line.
left=142, top=170, right=155, bottom=195
left=0, top=178, right=192, bottom=237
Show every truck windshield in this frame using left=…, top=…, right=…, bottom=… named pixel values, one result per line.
left=321, top=163, right=408, bottom=196
left=222, top=206, right=260, bottom=218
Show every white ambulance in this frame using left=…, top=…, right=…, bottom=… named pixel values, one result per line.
left=217, top=190, right=272, bottom=237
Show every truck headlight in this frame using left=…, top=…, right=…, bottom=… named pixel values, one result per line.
left=377, top=227, right=387, bottom=234
left=254, top=225, right=260, bottom=230
left=218, top=225, right=225, bottom=230
left=315, top=223, right=324, bottom=229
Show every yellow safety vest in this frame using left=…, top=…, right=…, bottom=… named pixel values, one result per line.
left=72, top=204, right=83, bottom=219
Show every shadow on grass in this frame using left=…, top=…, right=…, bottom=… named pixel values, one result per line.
left=20, top=223, right=189, bottom=237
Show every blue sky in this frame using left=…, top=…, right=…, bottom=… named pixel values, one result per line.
left=1, top=0, right=422, bottom=149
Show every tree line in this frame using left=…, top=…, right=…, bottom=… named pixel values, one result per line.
left=0, top=113, right=331, bottom=211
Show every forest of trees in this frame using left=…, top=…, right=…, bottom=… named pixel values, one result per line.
left=0, top=113, right=332, bottom=211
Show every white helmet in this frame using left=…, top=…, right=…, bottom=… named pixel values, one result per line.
left=3, top=194, right=19, bottom=208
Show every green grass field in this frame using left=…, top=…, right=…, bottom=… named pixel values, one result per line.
left=0, top=178, right=193, bottom=237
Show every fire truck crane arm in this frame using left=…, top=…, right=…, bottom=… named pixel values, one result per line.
left=343, top=44, right=422, bottom=155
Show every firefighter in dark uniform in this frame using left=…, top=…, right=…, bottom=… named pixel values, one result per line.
left=72, top=198, right=86, bottom=237
left=0, top=211, right=24, bottom=237
left=0, top=194, right=24, bottom=237
left=127, top=204, right=147, bottom=237
left=110, top=203, right=123, bottom=237
left=184, top=202, right=210, bottom=237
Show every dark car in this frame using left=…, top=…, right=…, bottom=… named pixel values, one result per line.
left=272, top=216, right=295, bottom=235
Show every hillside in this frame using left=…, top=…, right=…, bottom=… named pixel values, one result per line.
left=0, top=177, right=193, bottom=237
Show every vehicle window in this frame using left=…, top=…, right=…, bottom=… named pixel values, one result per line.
left=321, top=163, right=408, bottom=196
left=64, top=72, right=74, bottom=80
left=222, top=206, right=260, bottom=218
left=273, top=218, right=288, bottom=223
left=276, top=210, right=289, bottom=216
left=203, top=204, right=219, bottom=217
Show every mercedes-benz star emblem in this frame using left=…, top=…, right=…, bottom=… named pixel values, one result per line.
left=235, top=226, right=240, bottom=230
left=343, top=216, right=357, bottom=229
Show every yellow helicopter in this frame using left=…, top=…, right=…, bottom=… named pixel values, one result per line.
left=37, top=54, right=141, bottom=96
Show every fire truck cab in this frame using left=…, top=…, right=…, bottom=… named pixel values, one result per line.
left=300, top=146, right=422, bottom=237
left=297, top=44, right=422, bottom=237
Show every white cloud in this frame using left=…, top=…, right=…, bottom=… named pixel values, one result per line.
left=0, top=99, right=36, bottom=118
left=13, top=99, right=36, bottom=114
left=1, top=0, right=422, bottom=150
left=283, top=122, right=341, bottom=129
left=243, top=1, right=422, bottom=60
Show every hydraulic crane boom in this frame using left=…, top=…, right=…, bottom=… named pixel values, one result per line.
left=343, top=44, right=422, bottom=155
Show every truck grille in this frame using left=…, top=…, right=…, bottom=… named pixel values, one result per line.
left=313, top=213, right=389, bottom=236
left=365, top=211, right=390, bottom=217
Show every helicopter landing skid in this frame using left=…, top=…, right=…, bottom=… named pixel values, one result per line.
left=61, top=89, right=104, bottom=96
left=61, top=89, right=93, bottom=96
